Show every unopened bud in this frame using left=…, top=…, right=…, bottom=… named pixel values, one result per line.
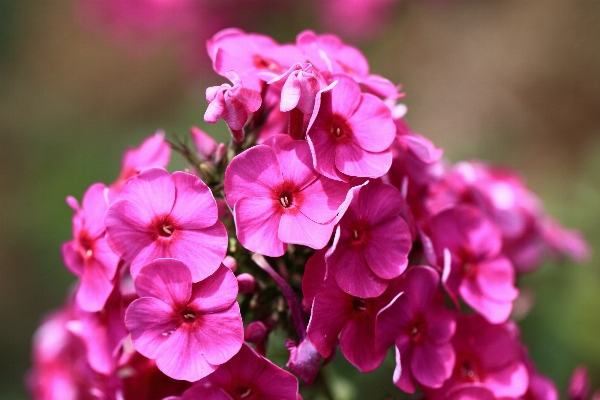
left=237, top=273, right=256, bottom=294
left=222, top=255, right=237, bottom=273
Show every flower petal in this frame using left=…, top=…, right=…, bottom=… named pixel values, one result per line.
left=195, top=303, right=244, bottom=365
left=188, top=264, right=238, bottom=313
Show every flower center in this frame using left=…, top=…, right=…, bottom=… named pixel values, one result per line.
left=78, top=232, right=94, bottom=259
left=252, top=54, right=281, bottom=72
left=234, top=386, right=253, bottom=399
left=181, top=309, right=196, bottom=323
left=455, top=354, right=482, bottom=383
left=328, top=114, right=352, bottom=142
left=353, top=297, right=367, bottom=312
left=279, top=192, right=293, bottom=208
left=407, top=315, right=427, bottom=345
left=350, top=222, right=369, bottom=247
left=152, top=216, right=176, bottom=239
left=462, top=262, right=478, bottom=279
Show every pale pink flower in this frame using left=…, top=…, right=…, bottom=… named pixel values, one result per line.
left=61, top=183, right=119, bottom=312
left=205, top=71, right=262, bottom=138
left=376, top=266, right=456, bottom=393
left=105, top=167, right=227, bottom=281
left=306, top=75, right=396, bottom=181
left=268, top=62, right=327, bottom=114
left=326, top=180, right=412, bottom=298
left=296, top=30, right=400, bottom=99
left=172, top=343, right=299, bottom=400
left=207, top=28, right=304, bottom=92
left=125, top=259, right=243, bottom=382
left=224, top=134, right=349, bottom=257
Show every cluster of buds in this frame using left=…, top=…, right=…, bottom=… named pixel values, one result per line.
left=28, top=29, right=591, bottom=400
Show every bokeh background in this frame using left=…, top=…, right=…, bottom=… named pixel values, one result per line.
left=1, top=0, right=599, bottom=399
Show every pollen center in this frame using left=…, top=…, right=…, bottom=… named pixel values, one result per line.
left=279, top=192, right=292, bottom=208
left=182, top=309, right=196, bottom=323
left=353, top=297, right=367, bottom=312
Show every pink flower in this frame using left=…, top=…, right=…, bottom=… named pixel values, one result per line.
left=423, top=315, right=529, bottom=400
left=125, top=259, right=243, bottom=381
left=224, top=134, right=349, bottom=257
left=105, top=167, right=228, bottom=281
left=207, top=28, right=305, bottom=92
left=205, top=71, right=262, bottom=140
left=376, top=266, right=456, bottom=393
left=111, top=131, right=171, bottom=195
left=326, top=180, right=412, bottom=298
left=173, top=343, right=299, bottom=400
left=304, top=249, right=390, bottom=372
left=61, top=183, right=119, bottom=312
left=428, top=205, right=518, bottom=323
left=296, top=30, right=400, bottom=99
left=306, top=75, right=395, bottom=181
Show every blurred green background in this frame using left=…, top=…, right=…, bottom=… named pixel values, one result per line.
left=1, top=0, right=599, bottom=399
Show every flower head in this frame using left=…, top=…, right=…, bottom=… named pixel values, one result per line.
left=125, top=259, right=243, bottom=382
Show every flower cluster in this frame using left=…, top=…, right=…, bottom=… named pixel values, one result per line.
left=29, top=29, right=590, bottom=400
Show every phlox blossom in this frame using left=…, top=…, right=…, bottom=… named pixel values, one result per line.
left=306, top=75, right=396, bottom=181
left=169, top=343, right=299, bottom=400
left=326, top=180, right=412, bottom=298
left=422, top=315, right=529, bottom=400
left=304, top=249, right=390, bottom=372
left=61, top=183, right=119, bottom=312
left=429, top=205, right=518, bottom=324
left=125, top=259, right=243, bottom=382
left=207, top=28, right=304, bottom=92
left=376, top=266, right=456, bottom=393
left=224, top=134, right=349, bottom=257
left=105, top=167, right=227, bottom=281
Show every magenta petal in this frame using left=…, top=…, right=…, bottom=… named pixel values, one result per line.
left=302, top=248, right=329, bottom=307
left=104, top=199, right=154, bottom=262
left=91, top=237, right=119, bottom=279
left=263, top=135, right=316, bottom=190
left=225, top=145, right=282, bottom=207
left=330, top=75, right=361, bottom=117
left=134, top=259, right=192, bottom=308
left=358, top=181, right=404, bottom=225
left=195, top=303, right=243, bottom=365
left=279, top=211, right=334, bottom=249
left=484, top=362, right=529, bottom=398
left=393, top=340, right=416, bottom=393
left=157, top=326, right=218, bottom=381
left=348, top=93, right=395, bottom=153
left=80, top=183, right=110, bottom=238
left=460, top=279, right=513, bottom=324
left=331, top=246, right=388, bottom=298
left=61, top=241, right=83, bottom=276
left=340, top=312, right=386, bottom=372
left=306, top=128, right=349, bottom=182
left=125, top=297, right=178, bottom=359
left=130, top=239, right=171, bottom=279
left=170, top=172, right=218, bottom=230
left=447, top=385, right=495, bottom=400
left=234, top=197, right=285, bottom=257
left=375, top=293, right=412, bottom=351
left=411, top=341, right=455, bottom=389
left=189, top=265, right=238, bottom=313
left=181, top=384, right=232, bottom=400
left=364, top=219, right=410, bottom=280
left=118, top=168, right=175, bottom=217
left=77, top=259, right=114, bottom=312
left=300, top=177, right=349, bottom=223
left=170, top=224, right=228, bottom=282
left=335, top=142, right=392, bottom=178
left=307, top=289, right=354, bottom=358
left=476, top=257, right=518, bottom=302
